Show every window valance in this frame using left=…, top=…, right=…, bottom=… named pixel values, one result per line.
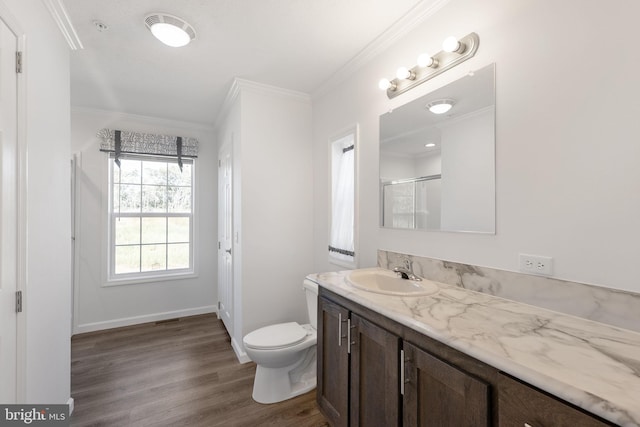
left=97, top=128, right=199, bottom=169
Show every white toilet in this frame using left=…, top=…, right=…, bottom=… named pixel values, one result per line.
left=243, top=279, right=319, bottom=404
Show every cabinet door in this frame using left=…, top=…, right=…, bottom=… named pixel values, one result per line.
left=350, top=314, right=401, bottom=427
left=498, top=373, right=613, bottom=427
left=403, top=342, right=490, bottom=427
left=317, top=297, right=350, bottom=427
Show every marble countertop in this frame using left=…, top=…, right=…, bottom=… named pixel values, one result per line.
left=309, top=268, right=640, bottom=427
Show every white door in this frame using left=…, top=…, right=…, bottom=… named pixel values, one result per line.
left=217, top=141, right=233, bottom=335
left=0, top=15, right=19, bottom=403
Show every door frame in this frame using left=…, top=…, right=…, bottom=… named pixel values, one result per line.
left=0, top=1, right=27, bottom=403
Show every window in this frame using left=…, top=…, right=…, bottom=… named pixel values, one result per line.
left=329, top=126, right=357, bottom=268
left=108, top=154, right=195, bottom=281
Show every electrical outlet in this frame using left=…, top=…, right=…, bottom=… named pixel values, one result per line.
left=519, top=253, right=553, bottom=276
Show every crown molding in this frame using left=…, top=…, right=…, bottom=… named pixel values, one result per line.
left=71, top=106, right=216, bottom=133
left=312, top=0, right=450, bottom=99
left=215, top=78, right=311, bottom=129
left=41, top=0, right=83, bottom=50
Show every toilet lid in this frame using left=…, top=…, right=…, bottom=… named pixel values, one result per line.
left=244, top=322, right=308, bottom=349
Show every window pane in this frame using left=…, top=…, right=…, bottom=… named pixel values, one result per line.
left=115, top=217, right=140, bottom=245
left=168, top=163, right=192, bottom=186
left=142, top=185, right=166, bottom=213
left=115, top=245, right=140, bottom=274
left=142, top=161, right=167, bottom=185
left=168, top=243, right=190, bottom=269
left=117, top=159, right=142, bottom=184
left=115, top=184, right=141, bottom=212
left=168, top=186, right=191, bottom=213
left=141, top=217, right=166, bottom=244
left=168, top=217, right=190, bottom=243
left=141, top=244, right=166, bottom=272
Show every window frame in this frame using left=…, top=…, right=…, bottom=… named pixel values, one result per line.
left=104, top=153, right=197, bottom=286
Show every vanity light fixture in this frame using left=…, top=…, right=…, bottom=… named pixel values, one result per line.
left=427, top=99, right=455, bottom=114
left=379, top=32, right=479, bottom=99
left=145, top=13, right=196, bottom=47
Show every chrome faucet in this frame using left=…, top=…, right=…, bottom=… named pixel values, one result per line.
left=393, top=258, right=422, bottom=281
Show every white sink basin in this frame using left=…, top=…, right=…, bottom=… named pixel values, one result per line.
left=346, top=269, right=439, bottom=296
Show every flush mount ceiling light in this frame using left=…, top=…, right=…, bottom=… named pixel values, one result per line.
left=379, top=32, right=479, bottom=99
left=426, top=99, right=455, bottom=114
left=145, top=13, right=196, bottom=47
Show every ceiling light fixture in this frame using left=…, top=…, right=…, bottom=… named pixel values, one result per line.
left=145, top=13, right=196, bottom=47
left=425, top=143, right=436, bottom=148
left=427, top=99, right=455, bottom=114
left=378, top=32, right=479, bottom=99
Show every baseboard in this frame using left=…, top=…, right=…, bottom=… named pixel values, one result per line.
left=231, top=337, right=251, bottom=364
left=67, top=397, right=74, bottom=415
left=74, top=306, right=217, bottom=334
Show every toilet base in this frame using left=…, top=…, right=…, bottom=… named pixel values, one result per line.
left=252, top=346, right=317, bottom=404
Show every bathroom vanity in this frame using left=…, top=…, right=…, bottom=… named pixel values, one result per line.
left=310, top=268, right=640, bottom=427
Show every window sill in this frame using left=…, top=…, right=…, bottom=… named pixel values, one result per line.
left=103, top=271, right=198, bottom=287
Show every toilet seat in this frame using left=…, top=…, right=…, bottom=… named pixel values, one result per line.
left=244, top=322, right=308, bottom=350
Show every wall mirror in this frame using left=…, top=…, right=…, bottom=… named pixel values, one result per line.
left=379, top=63, right=495, bottom=233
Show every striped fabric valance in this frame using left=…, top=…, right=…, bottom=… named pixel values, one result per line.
left=97, top=128, right=199, bottom=170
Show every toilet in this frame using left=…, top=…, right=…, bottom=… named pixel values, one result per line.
left=243, top=279, right=319, bottom=404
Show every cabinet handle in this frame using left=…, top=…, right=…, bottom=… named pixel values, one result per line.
left=400, top=350, right=410, bottom=395
left=347, top=318, right=353, bottom=354
left=400, top=349, right=405, bottom=396
left=338, top=313, right=348, bottom=347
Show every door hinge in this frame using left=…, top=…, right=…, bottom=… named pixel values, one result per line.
left=16, top=51, right=22, bottom=74
left=217, top=301, right=221, bottom=310
left=16, top=290, right=22, bottom=313
left=218, top=159, right=221, bottom=167
left=218, top=241, right=221, bottom=250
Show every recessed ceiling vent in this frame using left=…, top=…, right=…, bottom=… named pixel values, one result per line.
left=144, top=13, right=196, bottom=47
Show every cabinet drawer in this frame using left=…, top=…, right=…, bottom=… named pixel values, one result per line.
left=498, top=373, right=613, bottom=427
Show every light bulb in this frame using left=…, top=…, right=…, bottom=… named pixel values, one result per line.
left=150, top=23, right=191, bottom=47
left=427, top=99, right=455, bottom=114
left=442, top=36, right=462, bottom=53
left=378, top=78, right=393, bottom=91
left=396, top=67, right=414, bottom=80
left=417, top=53, right=435, bottom=68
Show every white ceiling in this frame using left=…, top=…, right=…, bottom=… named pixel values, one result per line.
left=64, top=0, right=433, bottom=126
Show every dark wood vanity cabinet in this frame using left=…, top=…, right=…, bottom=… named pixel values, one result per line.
left=498, top=373, right=614, bottom=427
left=350, top=314, right=401, bottom=427
left=317, top=296, right=401, bottom=427
left=317, top=297, right=350, bottom=427
left=403, top=342, right=490, bottom=426
left=318, top=293, right=489, bottom=427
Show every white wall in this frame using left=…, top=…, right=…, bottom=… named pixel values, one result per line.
left=312, top=0, right=640, bottom=293
left=215, top=80, right=314, bottom=358
left=3, top=0, right=72, bottom=405
left=71, top=108, right=217, bottom=333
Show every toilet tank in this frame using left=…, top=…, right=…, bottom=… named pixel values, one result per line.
left=303, top=279, right=319, bottom=329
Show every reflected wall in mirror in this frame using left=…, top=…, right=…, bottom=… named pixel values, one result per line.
left=379, top=63, right=495, bottom=233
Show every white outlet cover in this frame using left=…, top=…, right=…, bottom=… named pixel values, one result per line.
left=519, top=253, right=553, bottom=276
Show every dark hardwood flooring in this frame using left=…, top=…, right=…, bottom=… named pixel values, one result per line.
left=71, top=314, right=328, bottom=427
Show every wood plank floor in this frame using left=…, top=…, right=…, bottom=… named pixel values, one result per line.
left=70, top=314, right=329, bottom=427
